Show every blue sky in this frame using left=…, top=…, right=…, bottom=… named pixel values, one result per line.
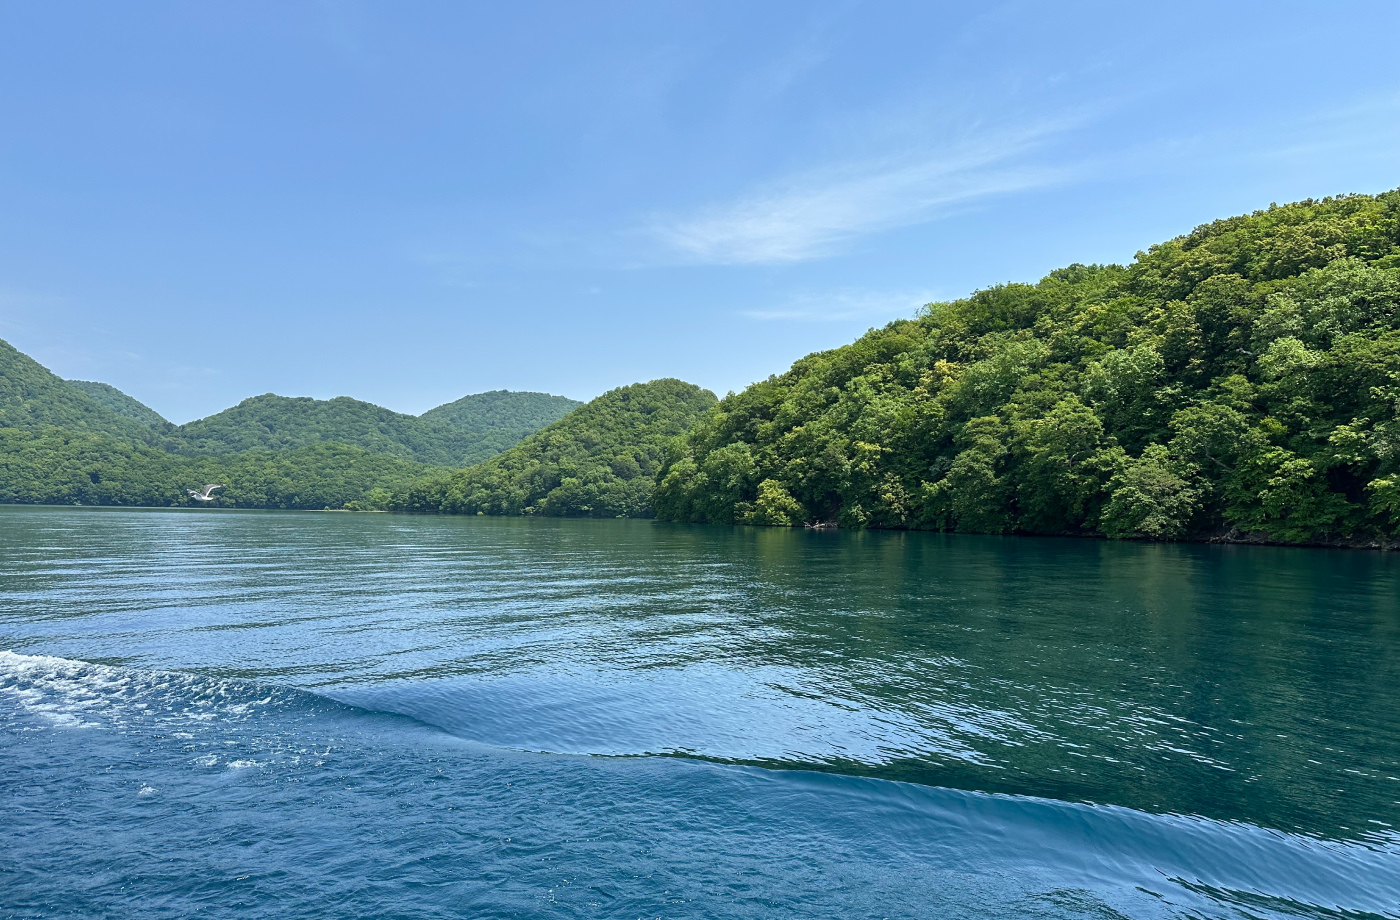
left=1, top=1, right=1397, bottom=423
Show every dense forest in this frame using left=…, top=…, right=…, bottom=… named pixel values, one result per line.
left=0, top=340, right=584, bottom=509
left=6, top=190, right=1400, bottom=544
left=174, top=393, right=552, bottom=466
left=389, top=379, right=717, bottom=517
left=0, top=428, right=433, bottom=509
left=419, top=390, right=583, bottom=457
left=66, top=380, right=172, bottom=429
left=0, top=339, right=172, bottom=447
left=655, top=190, right=1400, bottom=546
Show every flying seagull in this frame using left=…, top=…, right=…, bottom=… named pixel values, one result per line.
left=187, top=484, right=225, bottom=502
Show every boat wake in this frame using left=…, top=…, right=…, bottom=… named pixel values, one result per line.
left=4, top=650, right=1398, bottom=920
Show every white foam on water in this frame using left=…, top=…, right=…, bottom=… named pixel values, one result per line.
left=0, top=650, right=278, bottom=734
left=0, top=651, right=370, bottom=782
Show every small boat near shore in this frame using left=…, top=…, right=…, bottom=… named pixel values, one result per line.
left=804, top=521, right=838, bottom=531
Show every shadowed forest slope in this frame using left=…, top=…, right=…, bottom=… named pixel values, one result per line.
left=177, top=394, right=481, bottom=465
left=0, top=340, right=171, bottom=447
left=0, top=427, right=434, bottom=510
left=391, top=379, right=717, bottom=518
left=67, top=380, right=172, bottom=429
left=420, top=390, right=583, bottom=455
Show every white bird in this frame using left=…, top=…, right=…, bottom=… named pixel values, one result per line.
left=187, top=484, right=225, bottom=502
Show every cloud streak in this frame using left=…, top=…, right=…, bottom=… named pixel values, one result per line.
left=739, top=287, right=941, bottom=323
left=652, top=119, right=1081, bottom=265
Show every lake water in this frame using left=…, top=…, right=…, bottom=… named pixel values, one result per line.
left=2, top=506, right=1398, bottom=919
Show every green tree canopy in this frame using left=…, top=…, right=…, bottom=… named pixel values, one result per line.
left=392, top=379, right=716, bottom=517
left=656, top=189, right=1400, bottom=545
left=0, top=427, right=436, bottom=510
left=66, top=380, right=172, bottom=429
left=418, top=389, right=583, bottom=457
left=173, top=390, right=579, bottom=466
left=0, top=339, right=170, bottom=447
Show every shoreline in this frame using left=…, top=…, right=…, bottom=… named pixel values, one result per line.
left=3, top=502, right=1396, bottom=551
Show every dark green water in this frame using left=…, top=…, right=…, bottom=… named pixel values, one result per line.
left=2, top=506, right=1398, bottom=918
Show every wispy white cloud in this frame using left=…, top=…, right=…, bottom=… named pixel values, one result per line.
left=739, top=287, right=940, bottom=323
left=652, top=119, right=1083, bottom=265
left=1251, top=89, right=1400, bottom=164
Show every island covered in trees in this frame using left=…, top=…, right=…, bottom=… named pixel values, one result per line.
left=3, top=188, right=1398, bottom=547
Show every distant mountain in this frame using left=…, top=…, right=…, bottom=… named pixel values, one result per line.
left=176, top=394, right=484, bottom=466
left=420, top=390, right=582, bottom=453
left=0, top=337, right=589, bottom=508
left=0, top=427, right=433, bottom=510
left=0, top=338, right=166, bottom=446
left=175, top=391, right=573, bottom=467
left=390, top=379, right=717, bottom=517
left=3, top=327, right=587, bottom=469
left=67, top=380, right=171, bottom=429
left=0, top=342, right=446, bottom=509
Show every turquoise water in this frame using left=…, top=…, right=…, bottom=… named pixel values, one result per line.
left=2, top=506, right=1398, bottom=918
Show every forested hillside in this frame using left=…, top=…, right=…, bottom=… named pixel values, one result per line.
left=177, top=394, right=478, bottom=464
left=391, top=379, right=716, bottom=517
left=420, top=390, right=582, bottom=455
left=0, top=332, right=699, bottom=511
left=0, top=341, right=575, bottom=508
left=8, top=189, right=1400, bottom=542
left=0, top=427, right=433, bottom=509
left=176, top=390, right=578, bottom=466
left=655, top=190, right=1400, bottom=545
left=67, top=380, right=171, bottom=429
left=0, top=340, right=169, bottom=446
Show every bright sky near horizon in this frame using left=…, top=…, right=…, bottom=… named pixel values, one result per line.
left=2, top=2, right=1398, bottom=423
